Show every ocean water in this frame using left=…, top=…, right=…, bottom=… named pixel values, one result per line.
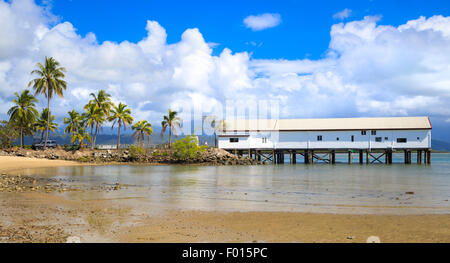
left=18, top=153, right=450, bottom=215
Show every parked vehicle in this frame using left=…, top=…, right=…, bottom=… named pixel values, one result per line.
left=32, top=139, right=58, bottom=150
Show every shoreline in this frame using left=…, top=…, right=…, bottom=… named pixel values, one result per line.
left=0, top=156, right=449, bottom=243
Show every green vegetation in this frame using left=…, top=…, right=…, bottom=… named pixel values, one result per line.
left=35, top=108, right=59, bottom=141
left=84, top=90, right=111, bottom=149
left=0, top=121, right=19, bottom=148
left=161, top=109, right=181, bottom=148
left=2, top=56, right=181, bottom=150
left=7, top=90, right=39, bottom=148
left=132, top=120, right=153, bottom=147
left=28, top=56, right=67, bottom=149
left=71, top=127, right=91, bottom=150
left=172, top=135, right=206, bottom=160
left=128, top=145, right=145, bottom=161
left=109, top=103, right=133, bottom=149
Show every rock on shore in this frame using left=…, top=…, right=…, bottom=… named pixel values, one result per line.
left=0, top=147, right=262, bottom=165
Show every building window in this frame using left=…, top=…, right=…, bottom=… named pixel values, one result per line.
left=375, top=137, right=382, bottom=142
left=262, top=138, right=268, bottom=143
left=361, top=131, right=367, bottom=135
left=417, top=137, right=420, bottom=140
left=317, top=135, right=323, bottom=141
left=336, top=137, right=340, bottom=141
left=385, top=137, right=389, bottom=140
left=371, top=130, right=377, bottom=135
left=230, top=138, right=239, bottom=143
left=397, top=138, right=407, bottom=143
left=351, top=135, right=354, bottom=142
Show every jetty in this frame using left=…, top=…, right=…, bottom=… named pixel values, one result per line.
left=218, top=117, right=432, bottom=164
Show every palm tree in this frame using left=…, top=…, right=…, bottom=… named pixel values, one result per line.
left=82, top=103, right=105, bottom=149
left=28, top=56, right=67, bottom=149
left=35, top=108, right=59, bottom=141
left=71, top=127, right=91, bottom=150
left=85, top=90, right=113, bottom=149
left=63, top=110, right=81, bottom=135
left=132, top=120, right=152, bottom=147
left=7, top=90, right=39, bottom=148
left=87, top=90, right=113, bottom=118
left=109, top=103, right=133, bottom=149
left=161, top=109, right=181, bottom=148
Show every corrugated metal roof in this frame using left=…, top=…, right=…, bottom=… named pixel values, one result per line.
left=220, top=117, right=431, bottom=131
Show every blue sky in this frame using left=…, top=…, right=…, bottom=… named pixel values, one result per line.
left=1, top=0, right=450, bottom=140
left=47, top=0, right=450, bottom=60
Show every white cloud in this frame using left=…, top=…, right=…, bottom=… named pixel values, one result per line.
left=243, top=13, right=281, bottom=31
left=333, top=8, right=352, bottom=20
left=1, top=0, right=450, bottom=128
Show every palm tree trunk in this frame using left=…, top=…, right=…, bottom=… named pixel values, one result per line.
left=141, top=132, right=144, bottom=147
left=117, top=122, right=121, bottom=149
left=214, top=131, right=217, bottom=148
left=44, top=96, right=50, bottom=149
left=94, top=124, right=99, bottom=149
left=90, top=126, right=93, bottom=148
left=41, top=131, right=44, bottom=141
left=20, top=127, right=23, bottom=148
left=169, top=127, right=172, bottom=148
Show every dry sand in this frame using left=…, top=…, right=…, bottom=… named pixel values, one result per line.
left=1, top=156, right=449, bottom=243
left=0, top=156, right=81, bottom=173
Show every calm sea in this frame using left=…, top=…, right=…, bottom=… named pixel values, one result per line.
left=18, top=153, right=450, bottom=215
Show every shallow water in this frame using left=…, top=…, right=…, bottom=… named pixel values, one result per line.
left=18, top=153, right=450, bottom=215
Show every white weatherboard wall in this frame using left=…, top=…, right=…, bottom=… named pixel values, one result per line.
left=218, top=130, right=431, bottom=150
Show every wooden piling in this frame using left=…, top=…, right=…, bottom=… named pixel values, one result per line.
left=359, top=150, right=363, bottom=164
left=366, top=151, right=370, bottom=164
left=348, top=150, right=352, bottom=164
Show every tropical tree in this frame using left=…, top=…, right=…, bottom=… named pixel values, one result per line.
left=84, top=90, right=113, bottom=149
left=161, top=109, right=181, bottom=148
left=0, top=120, right=19, bottom=148
left=63, top=110, right=81, bottom=135
left=109, top=103, right=133, bottom=149
left=132, top=120, right=153, bottom=147
left=28, top=56, right=67, bottom=149
left=7, top=90, right=39, bottom=148
left=203, top=116, right=226, bottom=148
left=71, top=127, right=91, bottom=150
left=82, top=103, right=105, bottom=149
left=87, top=89, right=113, bottom=118
left=35, top=108, right=59, bottom=141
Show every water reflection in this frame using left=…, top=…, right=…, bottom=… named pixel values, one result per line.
left=16, top=153, right=450, bottom=214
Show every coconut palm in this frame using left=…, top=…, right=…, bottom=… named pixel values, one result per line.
left=87, top=89, right=113, bottom=118
left=85, top=90, right=114, bottom=148
left=63, top=110, right=81, bottom=135
left=109, top=103, right=133, bottom=149
left=7, top=90, right=39, bottom=148
left=132, top=120, right=152, bottom=147
left=35, top=108, right=59, bottom=141
left=82, top=103, right=104, bottom=149
left=28, top=56, right=67, bottom=149
left=71, top=127, right=91, bottom=150
left=161, top=109, right=181, bottom=148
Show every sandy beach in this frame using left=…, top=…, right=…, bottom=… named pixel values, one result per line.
left=0, top=156, right=81, bottom=173
left=1, top=156, right=449, bottom=243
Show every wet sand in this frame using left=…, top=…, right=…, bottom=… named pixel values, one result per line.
left=1, top=156, right=449, bottom=243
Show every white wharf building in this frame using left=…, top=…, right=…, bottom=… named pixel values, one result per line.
left=218, top=117, right=432, bottom=164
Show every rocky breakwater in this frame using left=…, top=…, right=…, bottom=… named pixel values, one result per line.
left=0, top=147, right=262, bottom=165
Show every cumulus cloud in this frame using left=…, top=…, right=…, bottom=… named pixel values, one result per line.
left=333, top=8, right=352, bottom=20
left=1, top=0, right=450, bottom=130
left=243, top=13, right=281, bottom=31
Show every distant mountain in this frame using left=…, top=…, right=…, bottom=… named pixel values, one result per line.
left=20, top=131, right=216, bottom=147
left=431, top=139, right=450, bottom=151
left=17, top=134, right=450, bottom=151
